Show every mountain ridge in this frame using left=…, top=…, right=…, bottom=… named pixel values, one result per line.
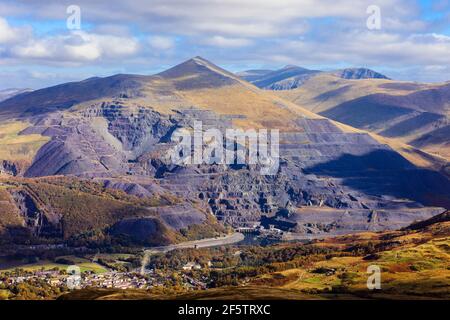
left=238, top=65, right=389, bottom=90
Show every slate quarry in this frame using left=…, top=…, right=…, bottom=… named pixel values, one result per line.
left=17, top=102, right=449, bottom=236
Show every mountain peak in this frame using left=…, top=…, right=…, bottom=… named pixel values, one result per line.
left=282, top=64, right=301, bottom=70
left=178, top=56, right=213, bottom=67
left=157, top=56, right=241, bottom=88
left=335, top=68, right=389, bottom=80
left=191, top=56, right=209, bottom=63
left=249, top=65, right=320, bottom=89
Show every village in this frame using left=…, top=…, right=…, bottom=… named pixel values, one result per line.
left=0, top=260, right=212, bottom=294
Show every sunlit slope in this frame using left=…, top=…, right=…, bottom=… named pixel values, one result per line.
left=150, top=57, right=321, bottom=130
left=275, top=74, right=450, bottom=160
left=0, top=121, right=49, bottom=162
left=0, top=57, right=320, bottom=132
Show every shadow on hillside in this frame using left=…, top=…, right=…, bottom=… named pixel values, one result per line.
left=319, top=95, right=413, bottom=128
left=303, top=149, right=450, bottom=209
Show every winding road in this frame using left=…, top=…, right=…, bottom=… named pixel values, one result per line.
left=143, top=232, right=245, bottom=255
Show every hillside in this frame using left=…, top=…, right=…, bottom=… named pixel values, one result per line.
left=0, top=57, right=448, bottom=245
left=238, top=66, right=388, bottom=90
left=272, top=74, right=450, bottom=160
left=333, top=68, right=389, bottom=80
left=0, top=88, right=32, bottom=103
left=0, top=176, right=225, bottom=246
left=239, top=65, right=321, bottom=90
left=0, top=75, right=150, bottom=119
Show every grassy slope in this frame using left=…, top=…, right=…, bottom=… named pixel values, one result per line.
left=0, top=260, right=107, bottom=274
left=252, top=218, right=450, bottom=299
left=274, top=75, right=450, bottom=160
left=0, top=121, right=49, bottom=162
left=273, top=74, right=440, bottom=114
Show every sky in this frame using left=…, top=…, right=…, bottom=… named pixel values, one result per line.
left=0, top=0, right=449, bottom=89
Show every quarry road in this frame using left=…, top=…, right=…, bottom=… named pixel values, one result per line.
left=143, top=232, right=245, bottom=255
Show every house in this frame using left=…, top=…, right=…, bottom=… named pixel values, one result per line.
left=182, top=262, right=202, bottom=271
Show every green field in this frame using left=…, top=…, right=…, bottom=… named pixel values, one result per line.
left=0, top=258, right=108, bottom=274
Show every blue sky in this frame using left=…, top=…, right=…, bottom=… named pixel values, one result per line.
left=0, top=0, right=449, bottom=89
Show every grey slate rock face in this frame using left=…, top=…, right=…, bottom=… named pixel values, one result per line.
left=20, top=104, right=449, bottom=236
left=263, top=207, right=443, bottom=235
left=9, top=189, right=62, bottom=238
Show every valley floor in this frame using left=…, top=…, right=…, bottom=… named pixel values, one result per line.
left=1, top=212, right=448, bottom=300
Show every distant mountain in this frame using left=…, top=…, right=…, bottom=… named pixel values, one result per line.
left=0, top=75, right=148, bottom=119
left=333, top=68, right=389, bottom=80
left=238, top=65, right=389, bottom=90
left=236, top=69, right=273, bottom=82
left=243, top=65, right=321, bottom=90
left=0, top=88, right=32, bottom=102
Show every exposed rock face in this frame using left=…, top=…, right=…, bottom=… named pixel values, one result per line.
left=262, top=207, right=443, bottom=235
left=20, top=103, right=450, bottom=235
left=24, top=110, right=129, bottom=177
left=333, top=68, right=389, bottom=80
left=9, top=189, right=61, bottom=237
left=23, top=104, right=235, bottom=178
left=0, top=160, right=23, bottom=176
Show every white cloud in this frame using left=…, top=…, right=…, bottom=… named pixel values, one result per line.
left=12, top=41, right=51, bottom=59
left=8, top=30, right=140, bottom=63
left=280, top=30, right=450, bottom=67
left=148, top=36, right=175, bottom=50
left=2, top=0, right=416, bottom=37
left=204, top=36, right=252, bottom=48
left=0, top=17, right=29, bottom=44
left=0, top=1, right=449, bottom=84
